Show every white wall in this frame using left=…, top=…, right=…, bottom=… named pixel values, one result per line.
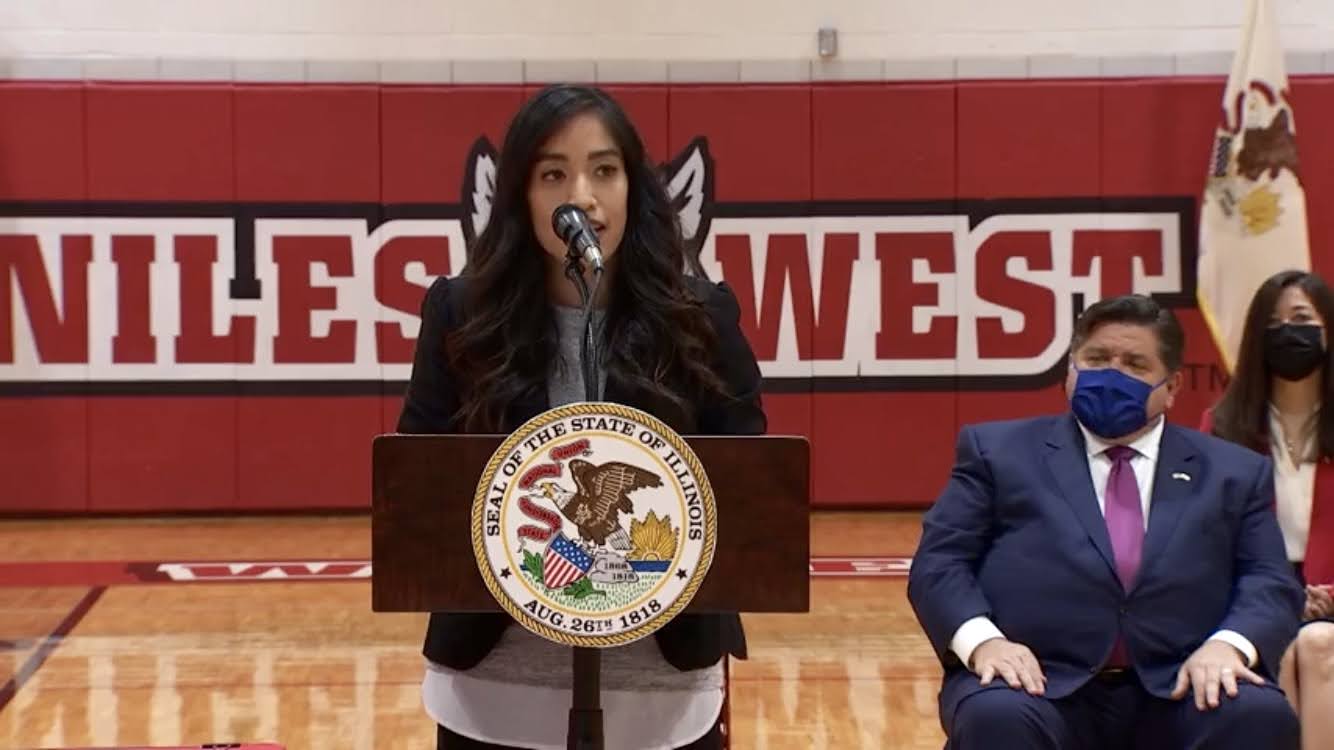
left=0, top=0, right=1332, bottom=82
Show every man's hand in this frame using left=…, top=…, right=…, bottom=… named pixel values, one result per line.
left=970, top=637, right=1047, bottom=695
left=1304, top=585, right=1334, bottom=621
left=1170, top=639, right=1264, bottom=710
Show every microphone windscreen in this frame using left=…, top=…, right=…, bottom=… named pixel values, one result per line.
left=552, top=204, right=589, bottom=244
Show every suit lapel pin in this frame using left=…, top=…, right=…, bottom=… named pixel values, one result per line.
left=1171, top=471, right=1191, bottom=482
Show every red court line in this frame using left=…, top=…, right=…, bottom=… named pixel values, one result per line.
left=0, top=586, right=104, bottom=714
left=0, top=556, right=911, bottom=588
left=0, top=561, right=151, bottom=587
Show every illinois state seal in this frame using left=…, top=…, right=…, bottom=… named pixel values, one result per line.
left=471, top=402, right=716, bottom=648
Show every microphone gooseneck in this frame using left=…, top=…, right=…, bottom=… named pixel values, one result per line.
left=554, top=204, right=605, bottom=405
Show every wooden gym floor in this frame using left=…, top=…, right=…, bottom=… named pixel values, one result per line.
left=0, top=511, right=945, bottom=749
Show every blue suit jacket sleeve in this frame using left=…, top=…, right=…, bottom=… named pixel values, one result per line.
left=1220, top=454, right=1303, bottom=673
left=907, top=424, right=997, bottom=664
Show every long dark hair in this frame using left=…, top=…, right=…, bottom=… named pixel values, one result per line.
left=1210, top=269, right=1334, bottom=458
left=444, top=84, right=728, bottom=432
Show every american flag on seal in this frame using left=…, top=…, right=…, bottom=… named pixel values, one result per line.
left=544, top=532, right=593, bottom=589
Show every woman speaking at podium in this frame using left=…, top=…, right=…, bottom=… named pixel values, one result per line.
left=397, top=84, right=767, bottom=749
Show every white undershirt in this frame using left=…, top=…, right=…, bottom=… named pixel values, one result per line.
left=422, top=649, right=723, bottom=749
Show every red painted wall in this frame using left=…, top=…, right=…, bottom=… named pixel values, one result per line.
left=2, top=76, right=1332, bottom=513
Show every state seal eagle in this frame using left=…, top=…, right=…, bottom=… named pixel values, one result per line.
left=545, top=458, right=662, bottom=550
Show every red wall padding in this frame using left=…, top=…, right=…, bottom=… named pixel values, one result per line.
left=2, top=76, right=1332, bottom=513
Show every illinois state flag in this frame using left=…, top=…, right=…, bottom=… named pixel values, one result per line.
left=1197, top=0, right=1311, bottom=371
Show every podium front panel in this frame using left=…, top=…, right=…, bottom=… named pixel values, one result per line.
left=371, top=434, right=810, bottom=615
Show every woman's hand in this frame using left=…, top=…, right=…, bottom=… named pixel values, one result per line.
left=1304, top=585, right=1334, bottom=620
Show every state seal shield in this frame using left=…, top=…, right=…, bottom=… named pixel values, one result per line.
left=471, top=403, right=716, bottom=648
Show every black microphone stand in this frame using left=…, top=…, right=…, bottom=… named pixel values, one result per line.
left=562, top=251, right=604, bottom=750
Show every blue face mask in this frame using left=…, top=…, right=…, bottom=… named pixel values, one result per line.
left=1070, top=366, right=1167, bottom=439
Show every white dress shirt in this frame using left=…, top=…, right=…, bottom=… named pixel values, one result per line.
left=949, top=415, right=1259, bottom=669
left=1268, top=404, right=1318, bottom=562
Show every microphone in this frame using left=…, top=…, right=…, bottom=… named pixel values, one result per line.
left=552, top=204, right=604, bottom=272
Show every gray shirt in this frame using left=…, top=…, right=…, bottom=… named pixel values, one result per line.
left=547, top=304, right=606, bottom=406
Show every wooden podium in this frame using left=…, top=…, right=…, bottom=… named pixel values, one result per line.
left=370, top=432, right=811, bottom=748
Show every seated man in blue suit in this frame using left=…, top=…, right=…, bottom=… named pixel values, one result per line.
left=908, top=294, right=1303, bottom=749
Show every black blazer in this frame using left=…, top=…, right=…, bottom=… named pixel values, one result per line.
left=396, top=273, right=768, bottom=672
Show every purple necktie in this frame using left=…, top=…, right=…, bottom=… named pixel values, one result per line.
left=1104, top=445, right=1144, bottom=667
left=1104, top=445, right=1145, bottom=587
